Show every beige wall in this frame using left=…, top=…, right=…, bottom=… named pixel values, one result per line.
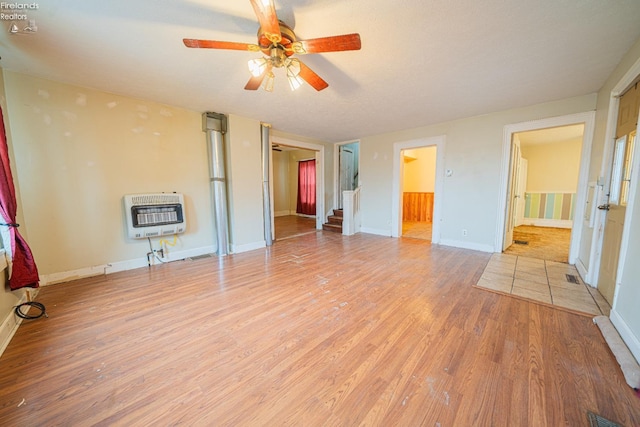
left=272, top=150, right=289, bottom=214
left=226, top=114, right=265, bottom=251
left=521, top=138, right=582, bottom=193
left=2, top=71, right=213, bottom=277
left=359, top=94, right=597, bottom=249
left=0, top=71, right=331, bottom=284
left=403, top=147, right=436, bottom=193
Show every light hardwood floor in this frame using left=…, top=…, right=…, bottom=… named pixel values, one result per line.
left=402, top=221, right=432, bottom=240
left=274, top=215, right=317, bottom=240
left=1, top=233, right=638, bottom=426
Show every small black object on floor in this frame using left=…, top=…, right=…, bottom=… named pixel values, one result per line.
left=15, top=301, right=47, bottom=320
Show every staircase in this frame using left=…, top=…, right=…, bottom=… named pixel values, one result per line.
left=322, top=209, right=343, bottom=233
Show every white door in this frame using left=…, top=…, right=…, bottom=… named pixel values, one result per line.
left=598, top=84, right=638, bottom=304
left=503, top=138, right=522, bottom=250
left=515, top=158, right=528, bottom=227
left=339, top=147, right=354, bottom=209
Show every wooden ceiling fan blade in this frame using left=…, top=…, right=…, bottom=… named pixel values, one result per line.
left=183, top=39, right=260, bottom=52
left=293, top=33, right=361, bottom=54
left=298, top=61, right=329, bottom=91
left=244, top=64, right=272, bottom=90
left=249, top=0, right=281, bottom=44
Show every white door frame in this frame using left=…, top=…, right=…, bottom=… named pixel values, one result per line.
left=333, top=140, right=360, bottom=212
left=269, top=136, right=325, bottom=234
left=391, top=135, right=446, bottom=242
left=590, top=56, right=640, bottom=299
left=495, top=111, right=596, bottom=265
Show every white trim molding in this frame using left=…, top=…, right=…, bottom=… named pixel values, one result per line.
left=40, top=245, right=217, bottom=286
left=391, top=135, right=446, bottom=243
left=521, top=219, right=573, bottom=229
left=333, top=139, right=361, bottom=211
left=0, top=291, right=28, bottom=357
left=270, top=136, right=326, bottom=231
left=439, top=239, right=494, bottom=253
left=611, top=309, right=640, bottom=364
left=496, top=111, right=596, bottom=264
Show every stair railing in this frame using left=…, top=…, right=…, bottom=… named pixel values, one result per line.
left=342, top=186, right=361, bottom=236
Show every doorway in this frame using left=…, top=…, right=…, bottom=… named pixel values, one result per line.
left=401, top=146, right=437, bottom=241
left=391, top=136, right=445, bottom=241
left=336, top=142, right=359, bottom=210
left=497, top=112, right=595, bottom=266
left=503, top=125, right=584, bottom=263
left=270, top=137, right=325, bottom=241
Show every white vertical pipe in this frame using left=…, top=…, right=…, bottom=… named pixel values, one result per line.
left=202, top=113, right=230, bottom=256
left=261, top=123, right=273, bottom=246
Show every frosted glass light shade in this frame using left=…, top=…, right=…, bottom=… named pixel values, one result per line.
left=248, top=58, right=268, bottom=77
left=263, top=72, right=275, bottom=92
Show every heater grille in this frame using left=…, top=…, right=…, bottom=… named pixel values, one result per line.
left=133, top=205, right=182, bottom=227
left=130, top=194, right=182, bottom=206
left=123, top=193, right=186, bottom=239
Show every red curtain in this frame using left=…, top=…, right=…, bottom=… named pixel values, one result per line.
left=0, top=107, right=39, bottom=290
left=296, top=159, right=316, bottom=216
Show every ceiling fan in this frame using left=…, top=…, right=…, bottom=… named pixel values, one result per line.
left=183, top=0, right=361, bottom=92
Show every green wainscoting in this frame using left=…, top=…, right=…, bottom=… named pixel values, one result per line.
left=524, top=192, right=575, bottom=220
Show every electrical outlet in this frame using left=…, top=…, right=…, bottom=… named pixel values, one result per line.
left=462, top=229, right=467, bottom=237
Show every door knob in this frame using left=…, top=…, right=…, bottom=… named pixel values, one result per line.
left=597, top=204, right=610, bottom=211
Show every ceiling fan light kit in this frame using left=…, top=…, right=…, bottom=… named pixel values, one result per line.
left=183, top=0, right=361, bottom=92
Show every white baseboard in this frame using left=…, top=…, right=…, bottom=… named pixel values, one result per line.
left=439, top=239, right=495, bottom=253
left=40, top=245, right=216, bottom=286
left=522, top=218, right=573, bottom=229
left=575, top=257, right=591, bottom=285
left=274, top=211, right=290, bottom=217
left=360, top=227, right=392, bottom=237
left=0, top=292, right=28, bottom=357
left=40, top=264, right=112, bottom=286
left=231, top=240, right=266, bottom=254
left=610, top=309, right=640, bottom=364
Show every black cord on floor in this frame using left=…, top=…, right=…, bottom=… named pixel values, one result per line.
left=15, top=301, right=47, bottom=320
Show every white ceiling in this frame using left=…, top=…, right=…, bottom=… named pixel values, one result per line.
left=518, top=124, right=585, bottom=146
left=1, top=0, right=640, bottom=142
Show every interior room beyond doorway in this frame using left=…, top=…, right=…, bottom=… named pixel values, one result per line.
left=504, top=124, right=584, bottom=263
left=401, top=146, right=436, bottom=241
left=272, top=144, right=319, bottom=241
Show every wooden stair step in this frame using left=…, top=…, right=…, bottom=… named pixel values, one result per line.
left=327, top=215, right=343, bottom=225
left=322, top=223, right=342, bottom=233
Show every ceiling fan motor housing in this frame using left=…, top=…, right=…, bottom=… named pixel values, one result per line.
left=258, top=20, right=297, bottom=60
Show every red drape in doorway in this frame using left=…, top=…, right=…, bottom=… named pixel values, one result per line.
left=0, top=106, right=39, bottom=290
left=296, top=159, right=316, bottom=216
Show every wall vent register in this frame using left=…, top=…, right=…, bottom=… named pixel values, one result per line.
left=123, top=193, right=186, bottom=239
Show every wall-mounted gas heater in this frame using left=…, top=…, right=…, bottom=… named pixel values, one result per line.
left=123, top=193, right=186, bottom=239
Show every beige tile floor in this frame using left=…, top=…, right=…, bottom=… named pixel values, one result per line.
left=475, top=253, right=611, bottom=316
